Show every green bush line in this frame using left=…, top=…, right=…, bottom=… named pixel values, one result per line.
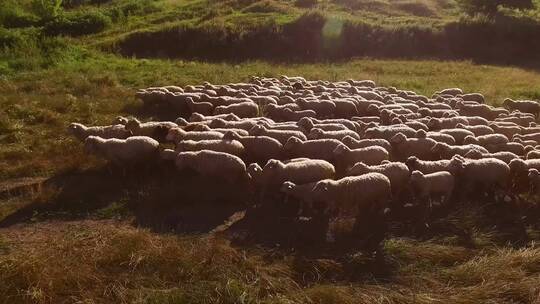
left=116, top=12, right=540, bottom=65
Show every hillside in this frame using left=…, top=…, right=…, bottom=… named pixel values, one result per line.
left=2, top=1, right=540, bottom=304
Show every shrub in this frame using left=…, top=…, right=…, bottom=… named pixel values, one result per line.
left=44, top=10, right=111, bottom=36
left=31, top=0, right=63, bottom=21
left=457, top=0, right=535, bottom=16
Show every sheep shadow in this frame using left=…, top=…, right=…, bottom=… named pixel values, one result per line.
left=0, top=164, right=250, bottom=234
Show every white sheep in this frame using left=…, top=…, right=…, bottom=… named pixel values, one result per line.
left=185, top=97, right=214, bottom=115
left=439, top=128, right=475, bottom=145
left=175, top=150, right=249, bottom=183
left=308, top=128, right=360, bottom=141
left=311, top=173, right=391, bottom=216
left=405, top=156, right=452, bottom=174
left=214, top=101, right=259, bottom=118
left=280, top=181, right=318, bottom=212
left=347, top=161, right=410, bottom=198
left=68, top=123, right=132, bottom=141
left=409, top=170, right=455, bottom=206
left=175, top=139, right=245, bottom=157
left=342, top=136, right=391, bottom=152
left=425, top=131, right=456, bottom=145
left=283, top=137, right=342, bottom=162
left=503, top=98, right=540, bottom=117
left=84, top=136, right=159, bottom=165
left=297, top=117, right=347, bottom=132
left=249, top=125, right=307, bottom=144
left=390, top=132, right=437, bottom=161
left=463, top=150, right=519, bottom=164
left=125, top=118, right=178, bottom=139
left=166, top=127, right=223, bottom=142
left=333, top=144, right=390, bottom=171
left=363, top=126, right=417, bottom=141
left=297, top=98, right=336, bottom=117
left=189, top=113, right=240, bottom=122
left=223, top=131, right=283, bottom=162
left=455, top=123, right=494, bottom=136
left=431, top=142, right=488, bottom=159
left=427, top=117, right=469, bottom=130
left=449, top=157, right=510, bottom=193
left=463, top=134, right=509, bottom=147
left=261, top=159, right=336, bottom=190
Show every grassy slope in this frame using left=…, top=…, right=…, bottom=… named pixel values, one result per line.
left=1, top=1, right=540, bottom=303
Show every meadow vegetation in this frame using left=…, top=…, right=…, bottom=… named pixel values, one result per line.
left=2, top=0, right=540, bottom=303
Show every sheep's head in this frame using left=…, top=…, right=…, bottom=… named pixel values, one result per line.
left=223, top=131, right=241, bottom=141
left=113, top=116, right=129, bottom=125
left=416, top=129, right=427, bottom=139
left=284, top=136, right=303, bottom=151
left=263, top=159, right=284, bottom=172
left=193, top=124, right=211, bottom=131
left=448, top=157, right=465, bottom=173
left=509, top=158, right=527, bottom=174
left=67, top=123, right=86, bottom=140
left=427, top=118, right=440, bottom=130
left=431, top=142, right=448, bottom=154
left=189, top=113, right=204, bottom=122
left=165, top=128, right=182, bottom=142
left=463, top=135, right=478, bottom=145
left=125, top=118, right=142, bottom=132
left=280, top=181, right=296, bottom=193
left=405, top=156, right=419, bottom=170
left=297, top=117, right=313, bottom=130
left=464, top=149, right=482, bottom=159
left=418, top=108, right=431, bottom=117
left=333, top=144, right=349, bottom=156
left=390, top=132, right=407, bottom=145
left=247, top=163, right=263, bottom=182
left=209, top=118, right=227, bottom=128
left=367, top=104, right=380, bottom=115
left=160, top=149, right=178, bottom=161
left=525, top=145, right=535, bottom=154
left=308, top=128, right=324, bottom=140
left=409, top=170, right=425, bottom=184
left=502, top=98, right=514, bottom=109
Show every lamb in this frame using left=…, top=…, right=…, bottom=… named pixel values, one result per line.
left=125, top=118, right=178, bottom=139
left=342, top=136, right=392, bottom=152
left=175, top=150, right=249, bottom=183
left=249, top=125, right=307, bottom=144
left=463, top=150, right=519, bottom=164
left=461, top=116, right=490, bottom=126
left=223, top=131, right=283, bottom=162
left=390, top=132, right=437, bottom=161
left=84, top=136, right=159, bottom=165
left=175, top=139, right=245, bottom=157
left=333, top=144, right=390, bottom=171
left=283, top=137, right=342, bottom=162
left=166, top=127, right=223, bottom=142
left=185, top=97, right=214, bottom=115
left=419, top=108, right=456, bottom=118
left=487, top=142, right=530, bottom=156
left=332, top=99, right=359, bottom=118
left=463, top=134, right=509, bottom=146
left=311, top=173, right=391, bottom=216
left=409, top=170, right=455, bottom=205
left=431, top=142, right=488, bottom=159
left=68, top=123, right=132, bottom=141
left=213, top=101, right=259, bottom=118
left=261, top=159, right=336, bottom=190
left=405, top=156, right=452, bottom=174
left=457, top=102, right=508, bottom=120
left=455, top=123, right=494, bottom=136
left=308, top=128, right=360, bottom=141
left=503, top=98, right=540, bottom=117
left=347, top=162, right=410, bottom=198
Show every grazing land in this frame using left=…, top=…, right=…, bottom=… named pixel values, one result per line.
left=2, top=1, right=540, bottom=304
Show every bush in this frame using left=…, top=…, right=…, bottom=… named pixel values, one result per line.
left=44, top=10, right=111, bottom=36
left=31, top=0, right=63, bottom=21
left=457, top=0, right=535, bottom=15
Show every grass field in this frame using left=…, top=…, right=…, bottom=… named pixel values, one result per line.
left=2, top=0, right=540, bottom=303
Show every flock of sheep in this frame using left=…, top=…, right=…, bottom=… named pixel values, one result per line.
left=67, top=75, right=540, bottom=243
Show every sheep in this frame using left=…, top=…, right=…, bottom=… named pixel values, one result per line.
left=425, top=131, right=456, bottom=145
left=431, top=142, right=488, bottom=159
left=185, top=97, right=214, bottom=115
left=159, top=148, right=179, bottom=162
left=175, top=150, right=249, bottom=183
left=166, top=127, right=223, bottom=142
left=347, top=162, right=410, bottom=198
left=455, top=123, right=494, bottom=137
left=280, top=181, right=318, bottom=212
left=84, top=136, right=159, bottom=165
left=261, top=159, right=336, bottom=190
left=333, top=144, right=390, bottom=171
left=332, top=99, right=359, bottom=118
left=175, top=139, right=245, bottom=157
left=463, top=150, right=519, bottom=164
left=438, top=88, right=463, bottom=96
left=363, top=126, right=417, bottom=141
left=208, top=118, right=258, bottom=132
left=249, top=125, right=307, bottom=145
left=125, top=118, right=178, bottom=140
left=427, top=117, right=469, bottom=130
left=297, top=98, right=336, bottom=117
left=495, top=115, right=535, bottom=127
left=459, top=93, right=485, bottom=104
left=311, top=173, right=391, bottom=216
left=513, top=133, right=540, bottom=144
left=223, top=131, right=283, bottom=163
left=439, top=128, right=475, bottom=145
left=457, top=102, right=508, bottom=120
left=409, top=170, right=455, bottom=206
left=112, top=116, right=129, bottom=125
left=68, top=123, right=132, bottom=141
left=419, top=108, right=456, bottom=118
left=512, top=137, right=537, bottom=147
left=297, top=117, right=348, bottom=132
left=448, top=157, right=510, bottom=195
left=405, top=156, right=452, bottom=174
left=283, top=137, right=342, bottom=162
left=213, top=101, right=259, bottom=118
left=190, top=124, right=249, bottom=136
left=461, top=116, right=490, bottom=126
left=189, top=113, right=240, bottom=123
left=527, top=168, right=540, bottom=193
left=463, top=134, right=509, bottom=147
left=526, top=149, right=540, bottom=160
left=308, top=128, right=360, bottom=141
left=390, top=132, right=437, bottom=161
left=310, top=118, right=358, bottom=131
left=342, top=136, right=392, bottom=152
left=503, top=98, right=540, bottom=117
left=488, top=142, right=530, bottom=156
left=488, top=124, right=520, bottom=139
